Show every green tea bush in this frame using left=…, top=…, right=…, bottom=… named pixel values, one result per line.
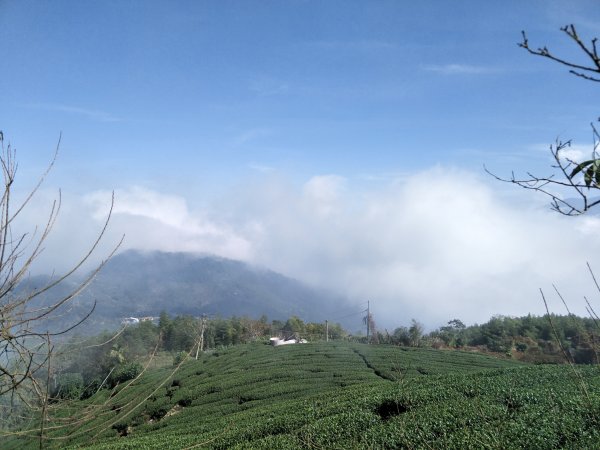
left=173, top=351, right=188, bottom=366
left=10, top=342, right=599, bottom=450
left=109, top=362, right=142, bottom=388
left=145, top=397, right=172, bottom=421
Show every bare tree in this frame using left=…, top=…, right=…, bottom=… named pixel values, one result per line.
left=0, top=132, right=121, bottom=437
left=491, top=27, right=600, bottom=394
left=487, top=24, right=600, bottom=215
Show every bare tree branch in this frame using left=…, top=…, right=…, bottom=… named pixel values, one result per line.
left=497, top=26, right=600, bottom=213
left=0, top=132, right=120, bottom=441
left=520, top=25, right=600, bottom=82
left=486, top=136, right=600, bottom=215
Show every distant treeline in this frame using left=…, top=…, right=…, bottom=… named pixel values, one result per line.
left=52, top=312, right=598, bottom=401
left=51, top=313, right=345, bottom=400
left=157, top=312, right=346, bottom=351
left=382, top=314, right=599, bottom=365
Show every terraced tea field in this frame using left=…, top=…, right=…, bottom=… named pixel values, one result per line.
left=6, top=342, right=600, bottom=449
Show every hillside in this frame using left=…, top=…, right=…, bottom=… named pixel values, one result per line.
left=21, top=250, right=353, bottom=334
left=8, top=342, right=600, bottom=449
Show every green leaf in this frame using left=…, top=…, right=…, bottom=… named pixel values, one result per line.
left=570, top=159, right=596, bottom=178
left=585, top=166, right=595, bottom=187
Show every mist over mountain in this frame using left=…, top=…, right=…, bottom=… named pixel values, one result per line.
left=20, top=250, right=356, bottom=335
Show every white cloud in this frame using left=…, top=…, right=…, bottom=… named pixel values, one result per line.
left=228, top=168, right=600, bottom=329
left=249, top=76, right=289, bottom=96
left=87, top=187, right=189, bottom=227
left=557, top=145, right=591, bottom=162
left=529, top=142, right=592, bottom=159
left=576, top=215, right=600, bottom=235
left=23, top=103, right=121, bottom=122
left=84, top=187, right=252, bottom=259
left=302, top=175, right=346, bottom=217
left=248, top=163, right=276, bottom=173
left=308, top=39, right=396, bottom=52
left=232, top=128, right=273, bottom=146
left=17, top=169, right=600, bottom=330
left=422, top=64, right=498, bottom=75
left=14, top=187, right=251, bottom=274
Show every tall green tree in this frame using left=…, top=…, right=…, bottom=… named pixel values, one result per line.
left=408, top=319, right=424, bottom=347
left=283, top=316, right=305, bottom=339
left=165, top=316, right=198, bottom=351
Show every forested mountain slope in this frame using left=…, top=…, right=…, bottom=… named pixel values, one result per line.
left=20, top=250, right=352, bottom=334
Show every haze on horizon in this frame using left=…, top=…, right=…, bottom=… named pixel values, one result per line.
left=2, top=1, right=600, bottom=329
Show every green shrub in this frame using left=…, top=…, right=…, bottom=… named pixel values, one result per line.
left=112, top=421, right=129, bottom=436
left=146, top=397, right=172, bottom=421
left=176, top=388, right=193, bottom=407
left=109, top=362, right=142, bottom=387
left=173, top=351, right=188, bottom=366
left=81, top=376, right=104, bottom=399
left=52, top=372, right=84, bottom=400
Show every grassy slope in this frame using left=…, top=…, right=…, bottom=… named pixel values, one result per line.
left=9, top=342, right=600, bottom=449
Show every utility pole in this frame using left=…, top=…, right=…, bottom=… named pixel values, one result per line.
left=325, top=320, right=329, bottom=342
left=366, top=300, right=370, bottom=345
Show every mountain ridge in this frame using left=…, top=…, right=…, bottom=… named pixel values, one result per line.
left=21, top=249, right=355, bottom=334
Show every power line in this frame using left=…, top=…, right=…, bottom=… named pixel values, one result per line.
left=331, top=309, right=368, bottom=321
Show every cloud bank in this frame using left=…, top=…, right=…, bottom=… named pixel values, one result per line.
left=85, top=187, right=252, bottom=260
left=19, top=167, right=600, bottom=329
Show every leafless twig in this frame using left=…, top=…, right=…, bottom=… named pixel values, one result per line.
left=0, top=132, right=121, bottom=443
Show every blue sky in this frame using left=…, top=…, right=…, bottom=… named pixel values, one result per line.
left=2, top=1, right=600, bottom=327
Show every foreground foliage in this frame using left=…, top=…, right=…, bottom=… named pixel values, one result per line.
left=6, top=341, right=600, bottom=449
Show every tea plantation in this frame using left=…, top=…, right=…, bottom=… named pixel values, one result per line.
left=7, top=342, right=600, bottom=449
